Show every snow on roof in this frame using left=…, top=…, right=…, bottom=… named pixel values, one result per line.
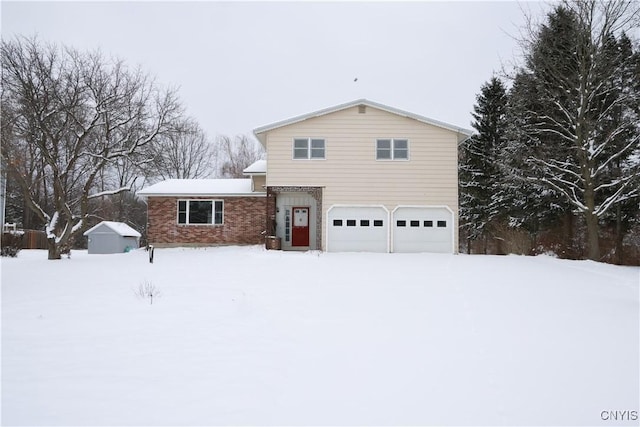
left=83, top=221, right=141, bottom=237
left=243, top=160, right=266, bottom=175
left=137, top=179, right=260, bottom=197
left=253, top=99, right=473, bottom=144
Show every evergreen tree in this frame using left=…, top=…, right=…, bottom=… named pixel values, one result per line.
left=507, top=1, right=640, bottom=260
left=596, top=32, right=640, bottom=262
left=460, top=76, right=507, bottom=253
left=500, top=65, right=571, bottom=249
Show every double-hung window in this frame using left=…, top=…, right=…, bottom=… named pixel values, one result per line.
left=177, top=200, right=223, bottom=225
left=293, top=138, right=325, bottom=159
left=376, top=139, right=409, bottom=160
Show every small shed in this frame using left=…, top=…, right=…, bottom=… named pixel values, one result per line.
left=83, top=221, right=141, bottom=254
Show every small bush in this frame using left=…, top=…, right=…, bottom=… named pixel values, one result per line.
left=1, top=232, right=23, bottom=257
left=135, top=280, right=160, bottom=305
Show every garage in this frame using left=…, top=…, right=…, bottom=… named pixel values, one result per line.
left=327, top=206, right=389, bottom=252
left=392, top=206, right=454, bottom=253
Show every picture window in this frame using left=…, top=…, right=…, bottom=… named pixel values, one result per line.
left=177, top=200, right=223, bottom=225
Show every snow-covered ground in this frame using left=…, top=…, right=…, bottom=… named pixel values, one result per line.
left=2, top=247, right=638, bottom=426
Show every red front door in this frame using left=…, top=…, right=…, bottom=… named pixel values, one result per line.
left=292, top=207, right=310, bottom=247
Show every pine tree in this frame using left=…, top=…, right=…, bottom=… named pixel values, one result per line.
left=596, top=33, right=640, bottom=262
left=501, top=68, right=571, bottom=249
left=507, top=1, right=640, bottom=261
left=459, top=76, right=507, bottom=253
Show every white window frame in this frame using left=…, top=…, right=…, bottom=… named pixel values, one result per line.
left=376, top=138, right=410, bottom=161
left=293, top=138, right=325, bottom=160
left=177, top=199, right=224, bottom=225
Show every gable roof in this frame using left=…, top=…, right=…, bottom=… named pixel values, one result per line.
left=136, top=179, right=262, bottom=197
left=253, top=99, right=473, bottom=144
left=83, top=221, right=141, bottom=237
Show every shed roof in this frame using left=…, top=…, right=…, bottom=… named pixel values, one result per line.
left=253, top=99, right=473, bottom=144
left=83, top=221, right=141, bottom=237
left=136, top=179, right=262, bottom=197
left=243, top=159, right=266, bottom=175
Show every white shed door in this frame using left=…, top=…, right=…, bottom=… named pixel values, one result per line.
left=327, top=206, right=388, bottom=252
left=392, top=207, right=454, bottom=253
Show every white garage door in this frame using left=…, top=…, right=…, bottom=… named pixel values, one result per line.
left=392, top=206, right=454, bottom=253
left=327, top=206, right=389, bottom=252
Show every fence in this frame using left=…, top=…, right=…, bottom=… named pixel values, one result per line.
left=22, top=230, right=48, bottom=249
left=1, top=229, right=49, bottom=250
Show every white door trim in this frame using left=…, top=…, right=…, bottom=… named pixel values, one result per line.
left=326, top=204, right=390, bottom=253
left=391, top=205, right=455, bottom=253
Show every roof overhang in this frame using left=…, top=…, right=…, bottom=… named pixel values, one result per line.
left=253, top=99, right=473, bottom=145
left=137, top=192, right=266, bottom=198
left=243, top=159, right=267, bottom=176
left=136, top=179, right=265, bottom=199
left=83, top=221, right=141, bottom=237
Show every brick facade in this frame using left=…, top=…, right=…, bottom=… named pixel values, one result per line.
left=147, top=196, right=267, bottom=247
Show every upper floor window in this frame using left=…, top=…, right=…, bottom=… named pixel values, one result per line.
left=294, top=138, right=325, bottom=159
left=178, top=200, right=223, bottom=225
left=376, top=139, right=409, bottom=160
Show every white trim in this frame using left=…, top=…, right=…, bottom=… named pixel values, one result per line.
left=391, top=205, right=455, bottom=253
left=83, top=221, right=141, bottom=237
left=177, top=199, right=225, bottom=226
left=137, top=179, right=257, bottom=198
left=375, top=138, right=410, bottom=161
left=242, top=159, right=267, bottom=175
left=292, top=137, right=326, bottom=160
left=326, top=204, right=390, bottom=253
left=254, top=99, right=473, bottom=145
left=140, top=193, right=266, bottom=198
left=391, top=204, right=455, bottom=214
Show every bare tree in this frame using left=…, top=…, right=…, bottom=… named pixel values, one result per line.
left=1, top=101, right=51, bottom=230
left=1, top=37, right=182, bottom=259
left=217, top=134, right=264, bottom=178
left=147, top=118, right=216, bottom=180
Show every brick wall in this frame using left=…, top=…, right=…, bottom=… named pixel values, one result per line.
left=147, top=196, right=267, bottom=247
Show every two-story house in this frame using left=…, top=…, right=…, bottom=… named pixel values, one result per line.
left=138, top=99, right=471, bottom=253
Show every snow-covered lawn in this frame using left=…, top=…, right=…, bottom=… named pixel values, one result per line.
left=2, top=247, right=638, bottom=426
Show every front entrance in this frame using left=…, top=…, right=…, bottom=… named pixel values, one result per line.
left=292, top=207, right=310, bottom=247
left=270, top=189, right=320, bottom=251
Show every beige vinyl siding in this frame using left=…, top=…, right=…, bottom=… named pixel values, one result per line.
left=251, top=175, right=266, bottom=192
left=263, top=105, right=459, bottom=250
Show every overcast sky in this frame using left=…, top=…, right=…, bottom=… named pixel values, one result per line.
left=2, top=1, right=551, bottom=138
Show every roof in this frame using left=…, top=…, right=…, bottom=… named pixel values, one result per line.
left=253, top=99, right=473, bottom=144
left=83, top=221, right=141, bottom=237
left=136, top=179, right=262, bottom=197
left=243, top=159, right=266, bottom=175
